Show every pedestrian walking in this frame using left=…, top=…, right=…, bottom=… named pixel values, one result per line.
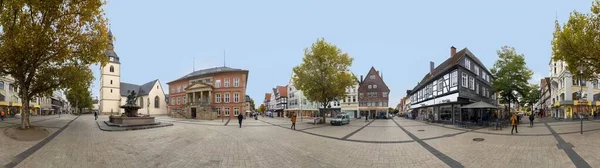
left=365, top=114, right=368, bottom=122
left=238, top=113, right=244, bottom=128
left=529, top=113, right=534, bottom=127
left=94, top=111, right=98, bottom=120
left=1, top=109, right=5, bottom=121
left=511, top=113, right=519, bottom=134
left=291, top=114, right=297, bottom=130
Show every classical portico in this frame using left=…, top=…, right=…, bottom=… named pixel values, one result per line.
left=185, top=82, right=217, bottom=119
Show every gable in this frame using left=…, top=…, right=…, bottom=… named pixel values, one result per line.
left=360, top=67, right=390, bottom=92
left=186, top=81, right=212, bottom=90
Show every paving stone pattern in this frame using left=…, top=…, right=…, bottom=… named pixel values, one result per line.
left=4, top=115, right=600, bottom=167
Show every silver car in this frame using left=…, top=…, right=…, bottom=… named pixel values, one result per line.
left=330, top=114, right=350, bottom=125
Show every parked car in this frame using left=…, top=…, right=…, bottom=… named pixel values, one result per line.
left=330, top=114, right=350, bottom=125
left=377, top=112, right=387, bottom=119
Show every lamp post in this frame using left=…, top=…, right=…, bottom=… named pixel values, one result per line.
left=578, top=64, right=584, bottom=134
left=147, top=97, right=150, bottom=116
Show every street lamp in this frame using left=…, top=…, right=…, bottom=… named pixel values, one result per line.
left=578, top=64, right=584, bottom=134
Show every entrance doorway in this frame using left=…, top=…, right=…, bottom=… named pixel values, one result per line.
left=191, top=108, right=197, bottom=118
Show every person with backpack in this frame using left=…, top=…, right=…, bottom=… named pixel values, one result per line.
left=290, top=113, right=297, bottom=130
left=529, top=113, right=534, bottom=127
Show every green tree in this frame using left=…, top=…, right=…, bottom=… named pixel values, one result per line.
left=249, top=98, right=256, bottom=111
left=0, top=1, right=109, bottom=129
left=491, top=46, right=533, bottom=115
left=552, top=0, right=600, bottom=81
left=66, top=84, right=93, bottom=114
left=258, top=104, right=266, bottom=112
left=293, top=38, right=354, bottom=123
left=521, top=84, right=541, bottom=112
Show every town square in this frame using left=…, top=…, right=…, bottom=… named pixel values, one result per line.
left=2, top=0, right=600, bottom=168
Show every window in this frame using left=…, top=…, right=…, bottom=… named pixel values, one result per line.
left=224, top=78, right=230, bottom=87
left=225, top=108, right=230, bottom=116
left=177, top=86, right=181, bottom=93
left=368, top=85, right=372, bottom=89
left=352, top=96, right=356, bottom=102
left=452, top=71, right=458, bottom=86
left=374, top=92, right=378, bottom=97
left=183, top=85, right=187, bottom=91
left=370, top=75, right=376, bottom=79
left=177, top=97, right=181, bottom=105
left=216, top=108, right=221, bottom=115
left=474, top=66, right=480, bottom=75
left=171, top=88, right=175, bottom=93
left=216, top=80, right=221, bottom=88
left=139, top=98, right=144, bottom=107
left=154, top=96, right=160, bottom=108
left=183, top=97, right=186, bottom=104
left=476, top=83, right=479, bottom=95
left=109, top=66, right=114, bottom=72
left=234, top=107, right=239, bottom=116
left=171, top=98, right=175, bottom=105
left=469, top=76, right=474, bottom=90
left=157, top=85, right=159, bottom=89
left=438, top=79, right=443, bottom=91
left=234, top=78, right=240, bottom=87
left=383, top=92, right=388, bottom=97
left=465, top=58, right=471, bottom=70
left=224, top=93, right=230, bottom=103
left=110, top=89, right=112, bottom=93
left=110, top=80, right=112, bottom=84
left=373, top=85, right=378, bottom=89
left=234, top=93, right=239, bottom=103
left=216, top=93, right=221, bottom=103
left=461, top=73, right=468, bottom=87
left=359, top=93, right=364, bottom=98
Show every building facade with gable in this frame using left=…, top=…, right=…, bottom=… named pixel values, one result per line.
left=167, top=66, right=249, bottom=119
left=409, top=46, right=497, bottom=124
left=358, top=67, right=391, bottom=119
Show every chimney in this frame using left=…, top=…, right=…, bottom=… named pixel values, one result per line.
left=430, top=61, right=435, bottom=73
left=360, top=75, right=363, bottom=83
left=450, top=46, right=457, bottom=57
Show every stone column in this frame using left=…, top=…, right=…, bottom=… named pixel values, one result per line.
left=209, top=91, right=212, bottom=104
left=201, top=91, right=204, bottom=103
left=192, top=92, right=196, bottom=103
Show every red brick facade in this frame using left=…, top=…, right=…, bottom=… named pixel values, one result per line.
left=167, top=67, right=249, bottom=119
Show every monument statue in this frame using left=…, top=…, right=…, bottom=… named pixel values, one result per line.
left=126, top=90, right=138, bottom=105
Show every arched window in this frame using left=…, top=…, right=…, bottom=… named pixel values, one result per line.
left=154, top=96, right=160, bottom=108
left=139, top=98, right=144, bottom=107
left=109, top=65, right=114, bottom=72
left=110, top=80, right=112, bottom=84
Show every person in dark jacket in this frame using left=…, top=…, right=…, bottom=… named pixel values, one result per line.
left=238, top=114, right=244, bottom=128
left=94, top=111, right=98, bottom=120
left=529, top=113, right=534, bottom=127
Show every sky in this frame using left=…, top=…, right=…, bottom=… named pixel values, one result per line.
left=93, top=0, right=592, bottom=108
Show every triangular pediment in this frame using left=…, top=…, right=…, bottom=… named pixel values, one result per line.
left=187, top=82, right=213, bottom=90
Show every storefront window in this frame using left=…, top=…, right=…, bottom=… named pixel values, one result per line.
left=440, top=105, right=452, bottom=121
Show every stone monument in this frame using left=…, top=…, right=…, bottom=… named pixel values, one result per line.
left=107, top=91, right=156, bottom=126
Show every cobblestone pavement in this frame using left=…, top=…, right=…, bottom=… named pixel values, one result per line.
left=4, top=115, right=600, bottom=167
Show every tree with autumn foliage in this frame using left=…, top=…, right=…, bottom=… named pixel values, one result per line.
left=552, top=0, right=600, bottom=82
left=292, top=38, right=355, bottom=123
left=0, top=0, right=110, bottom=129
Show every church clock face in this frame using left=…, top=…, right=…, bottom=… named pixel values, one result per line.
left=109, top=57, right=114, bottom=61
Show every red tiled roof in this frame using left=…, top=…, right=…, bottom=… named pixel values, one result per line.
left=265, top=93, right=271, bottom=101
left=277, top=86, right=287, bottom=97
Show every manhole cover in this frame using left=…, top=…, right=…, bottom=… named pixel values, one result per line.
left=418, top=130, right=425, bottom=132
left=473, top=138, right=485, bottom=142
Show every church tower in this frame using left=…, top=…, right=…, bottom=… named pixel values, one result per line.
left=99, top=30, right=121, bottom=115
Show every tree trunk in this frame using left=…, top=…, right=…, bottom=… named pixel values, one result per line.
left=321, top=102, right=327, bottom=123
left=21, top=92, right=31, bottom=129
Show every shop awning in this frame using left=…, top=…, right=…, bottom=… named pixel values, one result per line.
left=0, top=101, right=8, bottom=106
left=12, top=103, right=22, bottom=107
left=461, top=101, right=501, bottom=109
